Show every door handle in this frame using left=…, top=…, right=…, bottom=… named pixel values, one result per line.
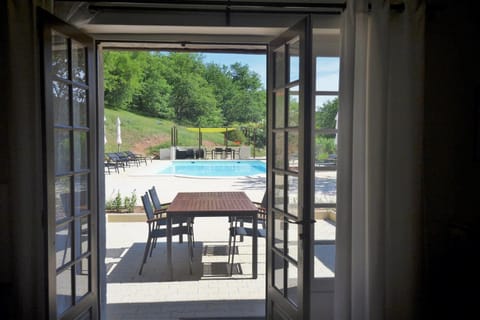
left=285, top=218, right=316, bottom=241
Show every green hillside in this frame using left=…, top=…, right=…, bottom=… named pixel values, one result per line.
left=104, top=108, right=234, bottom=155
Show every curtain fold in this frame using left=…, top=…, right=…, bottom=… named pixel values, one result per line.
left=336, top=1, right=424, bottom=319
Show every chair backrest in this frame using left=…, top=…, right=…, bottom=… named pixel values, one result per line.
left=109, top=153, right=123, bottom=162
left=260, top=191, right=267, bottom=209
left=148, top=186, right=162, bottom=211
left=141, top=193, right=155, bottom=220
left=116, top=152, right=129, bottom=161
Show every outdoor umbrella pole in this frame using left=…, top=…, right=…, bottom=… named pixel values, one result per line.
left=104, top=116, right=107, bottom=145
left=116, top=116, right=122, bottom=153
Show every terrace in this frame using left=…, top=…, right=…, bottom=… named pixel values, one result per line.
left=105, top=160, right=336, bottom=319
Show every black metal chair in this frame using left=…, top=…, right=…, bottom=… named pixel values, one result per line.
left=125, top=150, right=148, bottom=166
left=105, top=153, right=126, bottom=172
left=213, top=147, right=225, bottom=159
left=228, top=192, right=267, bottom=240
left=104, top=156, right=119, bottom=174
left=148, top=186, right=195, bottom=246
left=227, top=192, right=267, bottom=275
left=224, top=147, right=234, bottom=159
left=115, top=152, right=134, bottom=167
left=227, top=217, right=266, bottom=276
left=139, top=193, right=193, bottom=275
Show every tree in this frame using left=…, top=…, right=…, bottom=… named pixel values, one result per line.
left=131, top=53, right=173, bottom=118
left=102, top=51, right=266, bottom=128
left=315, top=97, right=339, bottom=159
left=315, top=97, right=339, bottom=131
left=169, top=74, right=222, bottom=126
left=204, top=61, right=265, bottom=125
left=225, top=63, right=265, bottom=124
left=103, top=51, right=143, bottom=109
left=204, top=62, right=237, bottom=125
left=162, top=53, right=224, bottom=126
left=241, top=120, right=266, bottom=149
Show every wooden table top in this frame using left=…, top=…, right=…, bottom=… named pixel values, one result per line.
left=166, top=191, right=258, bottom=216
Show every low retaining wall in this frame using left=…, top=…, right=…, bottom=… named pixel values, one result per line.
left=106, top=213, right=146, bottom=223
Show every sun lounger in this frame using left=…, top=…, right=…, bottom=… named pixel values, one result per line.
left=125, top=150, right=148, bottom=166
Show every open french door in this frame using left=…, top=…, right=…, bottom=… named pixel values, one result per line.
left=266, top=16, right=315, bottom=320
left=40, top=9, right=101, bottom=319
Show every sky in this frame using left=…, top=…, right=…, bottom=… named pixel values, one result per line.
left=201, top=53, right=340, bottom=108
left=202, top=53, right=267, bottom=88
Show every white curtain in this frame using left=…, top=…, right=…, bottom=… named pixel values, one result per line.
left=336, top=1, right=424, bottom=319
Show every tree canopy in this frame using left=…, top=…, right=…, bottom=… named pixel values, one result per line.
left=103, top=51, right=266, bottom=128
left=103, top=51, right=144, bottom=110
left=316, top=97, right=338, bottom=130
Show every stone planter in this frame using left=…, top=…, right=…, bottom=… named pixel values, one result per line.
left=106, top=212, right=146, bottom=223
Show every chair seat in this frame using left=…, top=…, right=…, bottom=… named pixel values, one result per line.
left=227, top=192, right=267, bottom=276
left=154, top=216, right=192, bottom=226
left=228, top=225, right=266, bottom=276
left=229, top=226, right=266, bottom=238
left=228, top=215, right=265, bottom=223
left=151, top=225, right=190, bottom=238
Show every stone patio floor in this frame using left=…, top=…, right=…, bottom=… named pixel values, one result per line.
left=105, top=160, right=335, bottom=319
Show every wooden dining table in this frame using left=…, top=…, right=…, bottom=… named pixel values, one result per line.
left=166, top=191, right=259, bottom=280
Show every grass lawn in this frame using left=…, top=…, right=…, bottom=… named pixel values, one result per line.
left=104, top=109, right=231, bottom=155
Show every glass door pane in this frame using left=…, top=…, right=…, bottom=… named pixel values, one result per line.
left=310, top=18, right=341, bottom=319
left=267, top=16, right=314, bottom=320
left=42, top=10, right=98, bottom=319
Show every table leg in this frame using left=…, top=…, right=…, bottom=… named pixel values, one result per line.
left=253, top=213, right=258, bottom=279
left=167, top=215, right=173, bottom=280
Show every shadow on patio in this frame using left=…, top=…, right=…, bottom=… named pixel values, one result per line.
left=106, top=242, right=252, bottom=283
left=106, top=219, right=267, bottom=319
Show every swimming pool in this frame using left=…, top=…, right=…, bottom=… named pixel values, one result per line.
left=157, top=160, right=266, bottom=177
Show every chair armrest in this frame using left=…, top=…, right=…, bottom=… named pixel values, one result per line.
left=146, top=216, right=167, bottom=224
left=153, top=203, right=171, bottom=214
left=160, top=203, right=172, bottom=208
left=153, top=208, right=167, bottom=215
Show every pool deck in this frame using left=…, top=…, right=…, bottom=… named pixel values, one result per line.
left=105, top=159, right=267, bottom=205
left=105, top=159, right=335, bottom=319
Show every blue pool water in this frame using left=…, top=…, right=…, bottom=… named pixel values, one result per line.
left=158, top=160, right=266, bottom=177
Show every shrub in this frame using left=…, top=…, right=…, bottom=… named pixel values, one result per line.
left=227, top=129, right=247, bottom=145
left=124, top=190, right=137, bottom=212
left=113, top=191, right=123, bottom=211
left=315, top=137, right=336, bottom=160
left=106, top=189, right=137, bottom=212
